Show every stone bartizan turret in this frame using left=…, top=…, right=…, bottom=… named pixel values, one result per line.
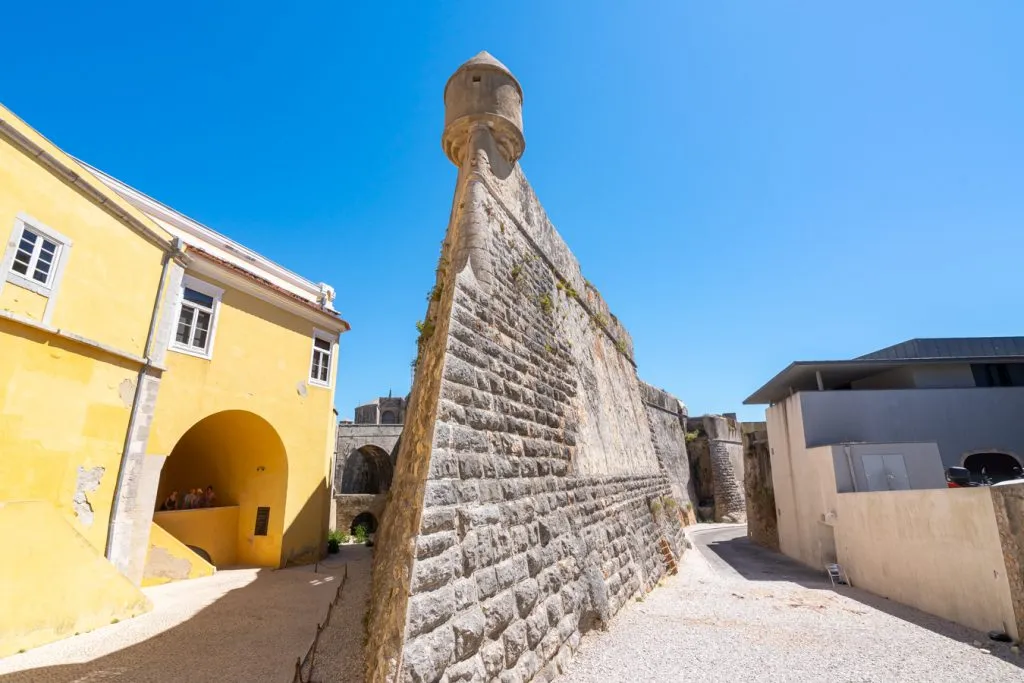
left=442, top=51, right=525, bottom=167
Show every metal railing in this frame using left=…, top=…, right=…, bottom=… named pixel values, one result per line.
left=292, top=562, right=349, bottom=683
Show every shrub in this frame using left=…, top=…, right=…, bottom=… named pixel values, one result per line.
left=663, top=497, right=678, bottom=512
left=353, top=524, right=369, bottom=544
left=685, top=430, right=700, bottom=443
left=327, top=529, right=348, bottom=553
left=649, top=499, right=663, bottom=517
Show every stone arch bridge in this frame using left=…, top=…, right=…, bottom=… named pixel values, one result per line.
left=333, top=423, right=403, bottom=535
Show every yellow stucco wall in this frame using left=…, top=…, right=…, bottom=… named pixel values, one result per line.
left=0, top=104, right=172, bottom=554
left=836, top=488, right=1017, bottom=639
left=143, top=520, right=217, bottom=586
left=153, top=507, right=240, bottom=567
left=0, top=283, right=47, bottom=320
left=0, top=110, right=170, bottom=356
left=148, top=273, right=338, bottom=568
left=0, top=501, right=151, bottom=657
left=0, top=320, right=142, bottom=551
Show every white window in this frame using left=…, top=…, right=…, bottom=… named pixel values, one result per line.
left=309, top=330, right=335, bottom=386
left=12, top=228, right=61, bottom=286
left=1, top=214, right=72, bottom=305
left=170, top=276, right=223, bottom=359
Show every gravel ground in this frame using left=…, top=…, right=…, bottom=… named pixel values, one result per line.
left=559, top=524, right=1024, bottom=683
left=307, top=544, right=374, bottom=683
left=0, top=559, right=345, bottom=683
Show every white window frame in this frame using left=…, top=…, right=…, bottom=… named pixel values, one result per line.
left=170, top=275, right=224, bottom=360
left=309, top=328, right=337, bottom=388
left=0, top=213, right=73, bottom=323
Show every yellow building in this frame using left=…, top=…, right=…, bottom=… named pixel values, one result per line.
left=0, top=103, right=348, bottom=656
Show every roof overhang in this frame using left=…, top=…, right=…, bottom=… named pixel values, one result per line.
left=186, top=247, right=350, bottom=334
left=744, top=356, right=1024, bottom=405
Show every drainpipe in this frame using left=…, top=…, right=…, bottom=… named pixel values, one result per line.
left=105, top=238, right=184, bottom=562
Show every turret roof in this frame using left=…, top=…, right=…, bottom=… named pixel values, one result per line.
left=444, top=51, right=523, bottom=99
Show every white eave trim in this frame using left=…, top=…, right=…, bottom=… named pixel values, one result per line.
left=79, top=161, right=330, bottom=306
left=186, top=252, right=349, bottom=334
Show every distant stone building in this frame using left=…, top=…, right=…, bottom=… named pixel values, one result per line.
left=685, top=414, right=747, bottom=523
left=354, top=395, right=408, bottom=426
left=333, top=395, right=407, bottom=535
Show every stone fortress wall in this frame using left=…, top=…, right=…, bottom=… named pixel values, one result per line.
left=364, top=53, right=687, bottom=683
left=639, top=382, right=697, bottom=524
left=742, top=422, right=778, bottom=550
left=684, top=414, right=747, bottom=523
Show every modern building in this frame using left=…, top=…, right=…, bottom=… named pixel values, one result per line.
left=0, top=103, right=348, bottom=655
left=745, top=337, right=1024, bottom=640
left=746, top=337, right=1024, bottom=484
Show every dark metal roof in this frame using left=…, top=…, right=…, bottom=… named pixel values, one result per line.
left=744, top=337, right=1024, bottom=405
left=856, top=337, right=1024, bottom=361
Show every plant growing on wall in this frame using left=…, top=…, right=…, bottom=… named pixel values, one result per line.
left=685, top=430, right=700, bottom=443
left=538, top=293, right=553, bottom=316
left=649, top=498, right=664, bottom=521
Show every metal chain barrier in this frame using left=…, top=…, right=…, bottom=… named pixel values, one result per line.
left=292, top=563, right=349, bottom=683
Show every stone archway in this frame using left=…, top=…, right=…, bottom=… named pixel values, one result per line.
left=340, top=445, right=393, bottom=494
left=963, top=452, right=1022, bottom=484
left=350, top=511, right=378, bottom=535
left=154, top=410, right=288, bottom=568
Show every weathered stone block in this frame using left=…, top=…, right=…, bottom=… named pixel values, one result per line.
left=425, top=480, right=457, bottom=507
left=495, top=555, right=529, bottom=590
left=446, top=653, right=487, bottom=682
left=451, top=606, right=486, bottom=662
left=524, top=610, right=547, bottom=649
left=452, top=577, right=479, bottom=611
left=475, top=566, right=499, bottom=599
left=408, top=586, right=456, bottom=638
left=403, top=626, right=456, bottom=683
left=480, top=640, right=505, bottom=678
left=412, top=548, right=460, bottom=593
left=513, top=578, right=540, bottom=618
left=483, top=590, right=516, bottom=639
left=502, top=619, right=528, bottom=668
left=417, top=531, right=459, bottom=560
left=422, top=507, right=457, bottom=534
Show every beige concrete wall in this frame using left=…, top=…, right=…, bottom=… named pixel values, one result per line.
left=767, top=396, right=839, bottom=568
left=836, top=488, right=1017, bottom=639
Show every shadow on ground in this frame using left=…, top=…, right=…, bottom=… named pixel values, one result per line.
left=0, top=545, right=372, bottom=683
left=702, top=531, right=1024, bottom=671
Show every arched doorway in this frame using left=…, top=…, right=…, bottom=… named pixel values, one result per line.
left=963, top=452, right=1022, bottom=484
left=350, top=511, right=378, bottom=536
left=155, top=410, right=288, bottom=568
left=340, top=445, right=393, bottom=494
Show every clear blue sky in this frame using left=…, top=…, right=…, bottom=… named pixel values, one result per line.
left=3, top=2, right=1022, bottom=421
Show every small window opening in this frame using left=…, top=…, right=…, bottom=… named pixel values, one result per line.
left=254, top=506, right=271, bottom=536
left=472, top=75, right=481, bottom=83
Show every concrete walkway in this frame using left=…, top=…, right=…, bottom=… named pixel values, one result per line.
left=0, top=553, right=356, bottom=683
left=560, top=524, right=1024, bottom=682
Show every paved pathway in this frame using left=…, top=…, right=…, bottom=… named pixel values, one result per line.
left=0, top=550, right=362, bottom=683
left=560, top=524, right=1024, bottom=683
